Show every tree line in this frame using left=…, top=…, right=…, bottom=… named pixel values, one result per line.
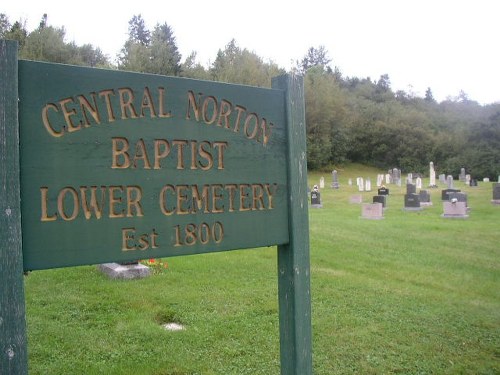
left=2, top=13, right=499, bottom=178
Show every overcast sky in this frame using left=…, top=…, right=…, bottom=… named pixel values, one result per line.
left=3, top=0, right=500, bottom=104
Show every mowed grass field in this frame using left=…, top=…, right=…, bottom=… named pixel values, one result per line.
left=25, top=164, right=499, bottom=374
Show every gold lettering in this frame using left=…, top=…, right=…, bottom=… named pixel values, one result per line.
left=111, top=137, right=130, bottom=169
left=159, top=185, right=175, bottom=216
left=213, top=141, right=228, bottom=170
left=59, top=97, right=80, bottom=133
left=158, top=87, right=172, bottom=118
left=239, top=184, right=251, bottom=211
left=252, top=184, right=265, bottom=210
left=77, top=93, right=101, bottom=127
left=172, top=140, right=188, bottom=169
left=121, top=228, right=136, bottom=251
left=202, top=96, right=218, bottom=124
left=98, top=89, right=116, bottom=122
left=140, top=87, right=157, bottom=118
left=217, top=99, right=232, bottom=127
left=118, top=88, right=138, bottom=120
left=185, top=90, right=201, bottom=121
left=233, top=105, right=246, bottom=132
left=109, top=186, right=125, bottom=218
left=40, top=187, right=57, bottom=221
left=154, top=139, right=170, bottom=169
left=264, top=183, right=278, bottom=209
left=57, top=187, right=79, bottom=221
left=224, top=184, right=238, bottom=212
left=191, top=185, right=209, bottom=213
left=176, top=185, right=189, bottom=214
left=211, top=184, right=224, bottom=213
left=126, top=186, right=143, bottom=217
left=244, top=112, right=259, bottom=139
left=41, top=103, right=64, bottom=137
left=198, top=141, right=213, bottom=171
left=132, top=139, right=152, bottom=169
left=80, top=186, right=105, bottom=219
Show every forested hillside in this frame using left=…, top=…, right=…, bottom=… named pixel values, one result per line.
left=2, top=13, right=499, bottom=178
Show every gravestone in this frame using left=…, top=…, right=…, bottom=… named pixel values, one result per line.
left=385, top=173, right=391, bottom=184
left=331, top=170, right=339, bottom=189
left=470, top=179, right=478, bottom=187
left=348, top=178, right=352, bottom=186
left=459, top=167, right=466, bottom=182
left=416, top=177, right=422, bottom=189
left=483, top=177, right=490, bottom=182
left=419, top=190, right=432, bottom=206
left=358, top=177, right=364, bottom=192
left=392, top=168, right=400, bottom=185
left=442, top=201, right=468, bottom=219
left=349, top=194, right=363, bottom=204
left=373, top=195, right=387, bottom=208
left=404, top=193, right=422, bottom=211
left=498, top=176, right=500, bottom=183
left=446, top=175, right=454, bottom=189
left=492, top=183, right=500, bottom=204
left=465, top=174, right=471, bottom=186
left=429, top=161, right=437, bottom=187
left=439, top=174, right=446, bottom=184
left=376, top=174, right=384, bottom=187
left=378, top=187, right=389, bottom=195
left=310, top=186, right=322, bottom=208
left=406, top=183, right=417, bottom=195
left=319, top=177, right=325, bottom=189
left=361, top=202, right=384, bottom=220
left=365, top=178, right=372, bottom=192
left=407, top=173, right=413, bottom=184
left=441, top=188, right=461, bottom=200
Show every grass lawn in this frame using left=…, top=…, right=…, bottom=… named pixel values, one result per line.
left=25, top=164, right=499, bottom=374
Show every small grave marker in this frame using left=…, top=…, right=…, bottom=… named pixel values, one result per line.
left=361, top=203, right=384, bottom=220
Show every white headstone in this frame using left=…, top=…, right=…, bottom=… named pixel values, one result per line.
left=429, top=162, right=436, bottom=187
left=319, top=177, right=325, bottom=189
left=385, top=174, right=391, bottom=184
left=365, top=178, right=372, bottom=192
left=416, top=177, right=422, bottom=189
left=358, top=177, right=364, bottom=192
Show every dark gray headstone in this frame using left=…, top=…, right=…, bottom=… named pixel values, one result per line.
left=406, top=183, right=416, bottom=195
left=404, top=193, right=422, bottom=210
left=373, top=195, right=387, bottom=208
left=310, top=190, right=322, bottom=208
left=493, top=183, right=500, bottom=200
left=441, top=188, right=461, bottom=200
left=419, top=190, right=431, bottom=203
left=469, top=179, right=478, bottom=187
left=377, top=187, right=389, bottom=195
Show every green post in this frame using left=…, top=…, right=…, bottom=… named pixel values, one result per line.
left=272, top=74, right=312, bottom=374
left=0, top=40, right=28, bottom=374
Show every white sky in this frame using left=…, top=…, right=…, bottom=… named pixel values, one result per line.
left=3, top=0, right=500, bottom=104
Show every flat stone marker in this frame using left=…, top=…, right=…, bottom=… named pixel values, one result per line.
left=419, top=190, right=432, bottom=206
left=361, top=203, right=384, bottom=220
left=349, top=194, right=363, bottom=204
left=98, top=263, right=151, bottom=279
left=442, top=201, right=469, bottom=219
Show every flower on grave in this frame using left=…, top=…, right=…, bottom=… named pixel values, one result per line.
left=140, top=258, right=169, bottom=274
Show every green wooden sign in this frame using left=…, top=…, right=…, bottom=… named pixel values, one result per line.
left=19, top=60, right=289, bottom=270
left=1, top=39, right=311, bottom=374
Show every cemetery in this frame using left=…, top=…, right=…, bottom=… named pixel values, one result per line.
left=1, top=41, right=498, bottom=374
left=7, top=163, right=495, bottom=374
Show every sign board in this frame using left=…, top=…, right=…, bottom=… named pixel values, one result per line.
left=19, top=61, right=289, bottom=270
left=0, top=40, right=311, bottom=374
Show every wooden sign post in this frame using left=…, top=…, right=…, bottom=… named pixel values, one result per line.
left=0, top=39, right=311, bottom=374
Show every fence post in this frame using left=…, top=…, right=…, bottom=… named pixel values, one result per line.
left=0, top=39, right=28, bottom=375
